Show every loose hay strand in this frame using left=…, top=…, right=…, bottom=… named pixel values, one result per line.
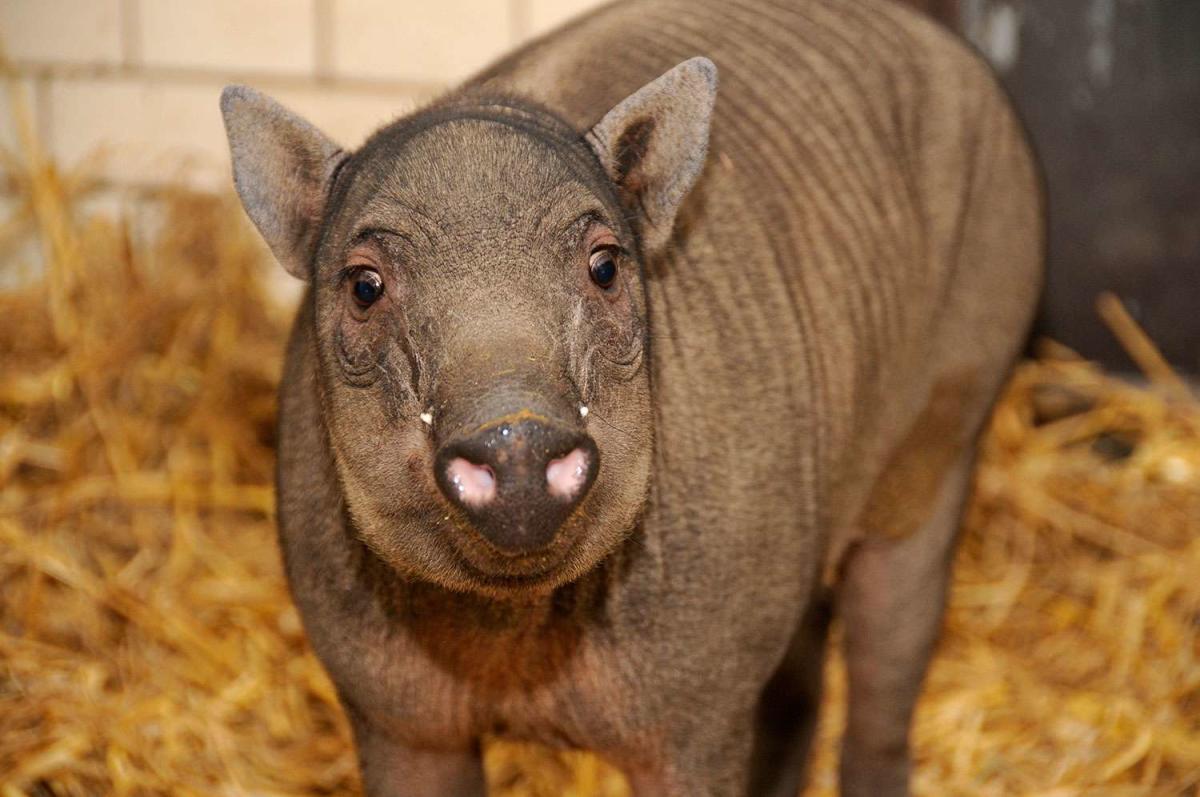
left=1, top=88, right=1197, bottom=796
left=1095, top=292, right=1193, bottom=402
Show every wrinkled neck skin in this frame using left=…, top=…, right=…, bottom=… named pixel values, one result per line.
left=376, top=531, right=637, bottom=666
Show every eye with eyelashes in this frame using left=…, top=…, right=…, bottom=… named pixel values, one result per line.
left=588, top=247, right=619, bottom=290
left=349, top=267, right=384, bottom=308
left=340, top=249, right=389, bottom=318
left=580, top=218, right=626, bottom=297
left=575, top=241, right=644, bottom=380
left=337, top=229, right=413, bottom=315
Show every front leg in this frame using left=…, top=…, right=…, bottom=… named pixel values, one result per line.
left=836, top=451, right=974, bottom=797
left=350, top=715, right=485, bottom=797
left=747, top=595, right=832, bottom=797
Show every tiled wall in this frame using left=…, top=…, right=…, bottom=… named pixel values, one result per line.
left=0, top=0, right=607, bottom=192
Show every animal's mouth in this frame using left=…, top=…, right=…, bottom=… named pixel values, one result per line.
left=440, top=510, right=588, bottom=591
left=457, top=553, right=580, bottom=593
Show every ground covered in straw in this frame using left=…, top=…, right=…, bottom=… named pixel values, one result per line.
left=2, top=146, right=1197, bottom=795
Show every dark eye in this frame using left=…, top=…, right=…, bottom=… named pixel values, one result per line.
left=350, top=268, right=383, bottom=307
left=588, top=249, right=618, bottom=290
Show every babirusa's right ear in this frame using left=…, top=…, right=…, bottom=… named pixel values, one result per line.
left=220, top=86, right=346, bottom=280
left=586, top=57, right=717, bottom=255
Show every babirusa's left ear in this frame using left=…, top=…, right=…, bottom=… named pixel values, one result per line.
left=586, top=57, right=717, bottom=255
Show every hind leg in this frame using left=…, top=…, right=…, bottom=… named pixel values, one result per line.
left=836, top=450, right=974, bottom=797
left=747, top=593, right=833, bottom=797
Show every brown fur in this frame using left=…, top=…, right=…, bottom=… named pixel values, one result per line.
left=856, top=369, right=981, bottom=543
left=222, top=1, right=1043, bottom=794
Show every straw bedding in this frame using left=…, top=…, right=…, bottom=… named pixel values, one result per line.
left=1, top=113, right=1197, bottom=796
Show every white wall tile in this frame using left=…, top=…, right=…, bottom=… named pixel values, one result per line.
left=331, top=0, right=512, bottom=83
left=0, top=0, right=123, bottom=65
left=45, top=75, right=429, bottom=191
left=527, top=0, right=608, bottom=38
left=138, top=0, right=317, bottom=75
left=47, top=77, right=231, bottom=189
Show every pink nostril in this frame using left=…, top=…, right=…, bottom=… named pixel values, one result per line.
left=447, top=458, right=496, bottom=506
left=546, top=448, right=589, bottom=500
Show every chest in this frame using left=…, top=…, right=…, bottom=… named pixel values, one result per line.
left=314, top=588, right=655, bottom=755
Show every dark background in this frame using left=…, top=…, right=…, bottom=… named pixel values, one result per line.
left=908, top=0, right=1199, bottom=374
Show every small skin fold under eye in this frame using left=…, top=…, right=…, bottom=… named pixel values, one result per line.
left=350, top=268, right=384, bottom=308
left=588, top=248, right=619, bottom=290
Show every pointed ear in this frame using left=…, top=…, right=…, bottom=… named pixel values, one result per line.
left=586, top=57, right=717, bottom=255
left=220, top=85, right=347, bottom=280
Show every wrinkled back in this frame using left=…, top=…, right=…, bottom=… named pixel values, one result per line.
left=472, top=0, right=1042, bottom=541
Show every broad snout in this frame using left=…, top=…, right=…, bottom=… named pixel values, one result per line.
left=434, top=414, right=599, bottom=555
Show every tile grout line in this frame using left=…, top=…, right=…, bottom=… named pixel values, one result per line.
left=2, top=62, right=445, bottom=99
left=120, top=0, right=142, bottom=67
left=314, top=0, right=335, bottom=81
